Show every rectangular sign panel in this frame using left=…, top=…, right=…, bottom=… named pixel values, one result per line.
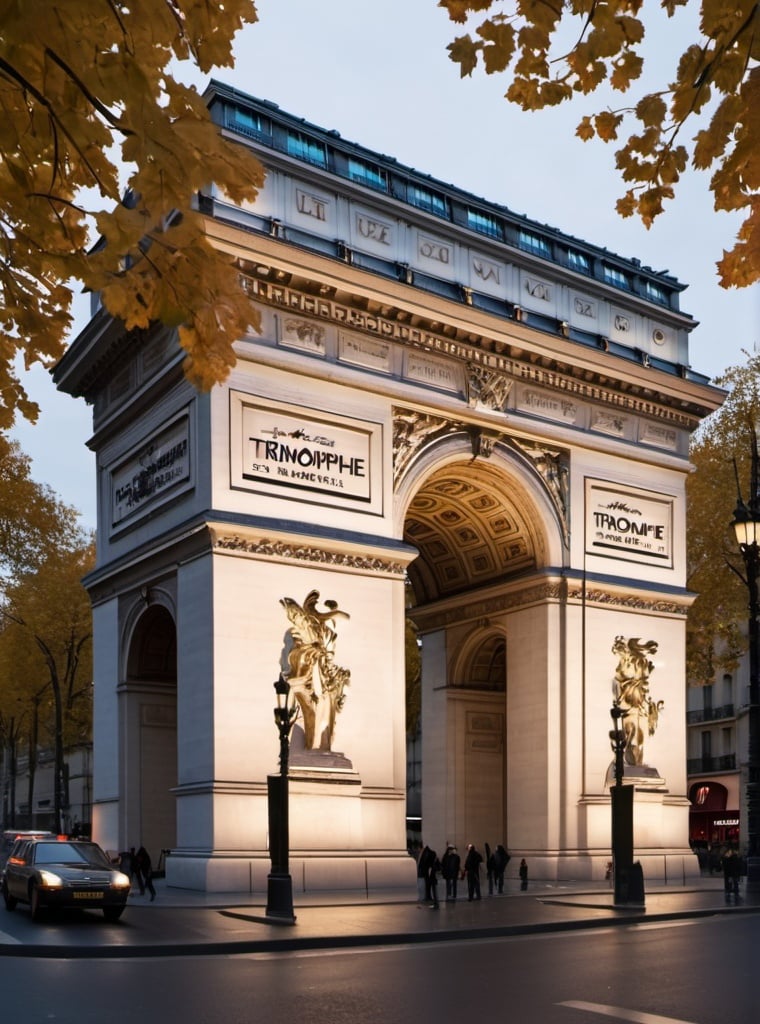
left=111, top=415, right=191, bottom=527
left=585, top=479, right=673, bottom=567
left=230, top=392, right=383, bottom=514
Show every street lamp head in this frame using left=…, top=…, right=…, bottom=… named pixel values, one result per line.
left=732, top=497, right=760, bottom=549
left=274, top=673, right=290, bottom=705
left=273, top=673, right=298, bottom=740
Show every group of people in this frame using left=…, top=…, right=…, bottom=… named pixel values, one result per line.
left=416, top=841, right=529, bottom=905
left=119, top=845, right=156, bottom=900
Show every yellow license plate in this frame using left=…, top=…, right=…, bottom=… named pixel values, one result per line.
left=72, top=892, right=101, bottom=900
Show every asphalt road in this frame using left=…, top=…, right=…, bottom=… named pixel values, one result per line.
left=0, top=911, right=755, bottom=1024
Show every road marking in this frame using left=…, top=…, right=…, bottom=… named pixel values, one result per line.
left=0, top=930, right=22, bottom=944
left=559, top=1001, right=698, bottom=1024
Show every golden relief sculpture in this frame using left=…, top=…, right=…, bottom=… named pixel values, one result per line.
left=280, top=590, right=351, bottom=756
left=608, top=636, right=665, bottom=786
left=512, top=438, right=570, bottom=545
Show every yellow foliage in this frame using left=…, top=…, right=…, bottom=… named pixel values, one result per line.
left=0, top=0, right=263, bottom=428
left=441, top=0, right=760, bottom=289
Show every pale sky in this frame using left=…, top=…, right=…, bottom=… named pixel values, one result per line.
left=10, top=0, right=760, bottom=529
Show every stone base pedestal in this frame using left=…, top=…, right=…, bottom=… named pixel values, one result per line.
left=604, top=761, right=666, bottom=788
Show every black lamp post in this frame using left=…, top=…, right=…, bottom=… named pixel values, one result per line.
left=265, top=673, right=298, bottom=922
left=609, top=700, right=643, bottom=906
left=731, top=444, right=760, bottom=894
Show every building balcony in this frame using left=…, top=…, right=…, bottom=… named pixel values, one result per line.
left=687, top=754, right=737, bottom=775
left=686, top=704, right=735, bottom=724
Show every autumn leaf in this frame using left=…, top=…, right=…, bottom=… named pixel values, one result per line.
left=0, top=0, right=263, bottom=428
left=447, top=34, right=482, bottom=77
left=441, top=0, right=759, bottom=288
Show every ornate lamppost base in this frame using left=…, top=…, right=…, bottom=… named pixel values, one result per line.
left=265, top=873, right=296, bottom=923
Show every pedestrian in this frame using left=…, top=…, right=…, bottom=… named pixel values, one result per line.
left=135, top=845, right=156, bottom=901
left=428, top=850, right=441, bottom=908
left=464, top=843, right=483, bottom=901
left=721, top=845, right=740, bottom=898
left=519, top=857, right=529, bottom=891
left=485, top=842, right=495, bottom=895
left=493, top=844, right=510, bottom=893
left=127, top=846, right=144, bottom=895
left=441, top=844, right=461, bottom=901
left=417, top=844, right=435, bottom=904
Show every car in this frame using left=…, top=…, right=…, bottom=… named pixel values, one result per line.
left=0, top=830, right=56, bottom=873
left=1, top=836, right=131, bottom=922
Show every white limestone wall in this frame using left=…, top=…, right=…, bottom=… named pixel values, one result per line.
left=167, top=532, right=416, bottom=891
left=419, top=629, right=448, bottom=852
left=503, top=601, right=560, bottom=853
left=90, top=598, right=121, bottom=855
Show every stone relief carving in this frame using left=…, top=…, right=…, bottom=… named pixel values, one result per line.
left=512, top=439, right=570, bottom=545
left=283, top=318, right=326, bottom=350
left=392, top=409, right=458, bottom=486
left=468, top=429, right=501, bottom=459
left=608, top=636, right=665, bottom=786
left=466, top=363, right=513, bottom=411
left=246, top=276, right=700, bottom=430
left=280, top=590, right=351, bottom=758
left=214, top=535, right=406, bottom=576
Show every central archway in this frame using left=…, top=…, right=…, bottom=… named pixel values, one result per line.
left=399, top=440, right=561, bottom=860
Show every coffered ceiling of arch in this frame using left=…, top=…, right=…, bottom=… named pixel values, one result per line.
left=404, top=462, right=538, bottom=604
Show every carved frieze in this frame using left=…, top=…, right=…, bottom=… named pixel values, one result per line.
left=214, top=534, right=407, bottom=576
left=243, top=275, right=703, bottom=430
left=466, top=363, right=513, bottom=411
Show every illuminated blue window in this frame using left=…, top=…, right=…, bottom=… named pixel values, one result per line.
left=644, top=281, right=669, bottom=305
left=348, top=158, right=387, bottom=191
left=566, top=249, right=591, bottom=274
left=603, top=265, right=631, bottom=290
left=232, top=109, right=265, bottom=139
left=467, top=209, right=503, bottom=239
left=287, top=132, right=327, bottom=167
left=518, top=230, right=551, bottom=258
left=409, top=185, right=449, bottom=218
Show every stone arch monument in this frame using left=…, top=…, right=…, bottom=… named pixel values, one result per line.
left=54, top=82, right=723, bottom=890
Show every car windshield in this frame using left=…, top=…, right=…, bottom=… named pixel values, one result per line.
left=32, top=842, right=110, bottom=867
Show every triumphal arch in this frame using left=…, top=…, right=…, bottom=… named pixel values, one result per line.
left=55, top=82, right=723, bottom=891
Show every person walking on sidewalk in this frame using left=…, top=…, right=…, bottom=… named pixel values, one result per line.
left=519, top=857, right=529, bottom=891
left=135, top=846, right=156, bottom=901
left=493, top=844, right=510, bottom=893
left=417, top=844, right=435, bottom=904
left=485, top=842, right=495, bottom=895
left=428, top=850, right=441, bottom=909
left=441, top=844, right=461, bottom=901
left=464, top=843, right=483, bottom=901
left=721, top=845, right=740, bottom=898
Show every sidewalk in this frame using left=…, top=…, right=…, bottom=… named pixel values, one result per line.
left=1, top=875, right=757, bottom=959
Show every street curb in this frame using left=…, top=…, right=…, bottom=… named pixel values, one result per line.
left=1, top=902, right=756, bottom=959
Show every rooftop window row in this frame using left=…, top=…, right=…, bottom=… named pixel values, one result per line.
left=223, top=103, right=677, bottom=310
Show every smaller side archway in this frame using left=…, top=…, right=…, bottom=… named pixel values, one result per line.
left=447, top=629, right=507, bottom=852
left=122, top=599, right=178, bottom=870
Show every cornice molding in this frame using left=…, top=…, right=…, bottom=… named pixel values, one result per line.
left=243, top=272, right=709, bottom=429
left=213, top=532, right=408, bottom=577
left=410, top=579, right=688, bottom=630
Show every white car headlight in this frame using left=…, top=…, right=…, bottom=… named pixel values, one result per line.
left=38, top=870, right=63, bottom=888
left=110, top=871, right=131, bottom=889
